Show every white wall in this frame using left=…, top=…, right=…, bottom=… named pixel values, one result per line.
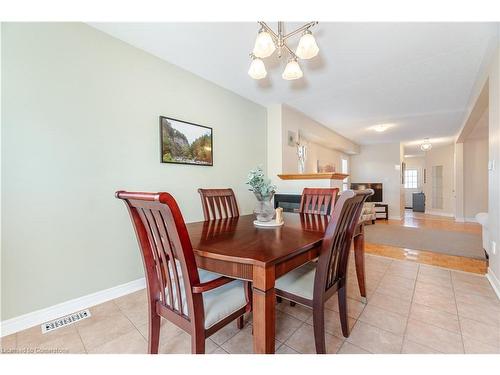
left=456, top=24, right=500, bottom=296
left=487, top=29, right=500, bottom=295
left=464, top=137, right=489, bottom=219
left=423, top=144, right=455, bottom=217
left=280, top=104, right=357, bottom=174
left=267, top=104, right=358, bottom=194
left=1, top=23, right=267, bottom=320
left=304, top=141, right=350, bottom=176
left=454, top=142, right=465, bottom=221
left=350, top=143, right=402, bottom=219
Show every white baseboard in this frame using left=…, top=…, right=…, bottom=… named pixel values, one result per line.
left=0, top=277, right=145, bottom=337
left=388, top=215, right=401, bottom=220
left=464, top=217, right=478, bottom=223
left=486, top=269, right=500, bottom=301
left=425, top=210, right=455, bottom=218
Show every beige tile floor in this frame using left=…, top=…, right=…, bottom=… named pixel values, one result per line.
left=2, top=253, right=499, bottom=354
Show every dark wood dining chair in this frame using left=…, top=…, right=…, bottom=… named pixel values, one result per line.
left=281, top=187, right=340, bottom=307
left=197, top=187, right=251, bottom=329
left=116, top=191, right=252, bottom=354
left=274, top=189, right=374, bottom=353
left=299, top=187, right=339, bottom=215
left=198, top=188, right=239, bottom=220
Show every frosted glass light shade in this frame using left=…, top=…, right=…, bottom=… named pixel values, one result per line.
left=253, top=30, right=276, bottom=58
left=296, top=31, right=319, bottom=60
left=420, top=138, right=432, bottom=151
left=282, top=59, right=303, bottom=80
left=420, top=142, right=432, bottom=151
left=248, top=57, right=267, bottom=79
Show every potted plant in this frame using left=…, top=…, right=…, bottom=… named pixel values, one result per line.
left=246, top=166, right=276, bottom=222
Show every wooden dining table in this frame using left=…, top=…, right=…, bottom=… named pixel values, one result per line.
left=185, top=212, right=367, bottom=354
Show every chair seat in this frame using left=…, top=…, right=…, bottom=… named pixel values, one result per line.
left=166, top=267, right=247, bottom=329
left=275, top=262, right=316, bottom=301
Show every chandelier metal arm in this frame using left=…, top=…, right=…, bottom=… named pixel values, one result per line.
left=281, top=42, right=298, bottom=60
left=257, top=21, right=312, bottom=60
left=282, top=21, right=318, bottom=40
left=249, top=21, right=319, bottom=80
left=258, top=21, right=318, bottom=43
left=258, top=22, right=279, bottom=41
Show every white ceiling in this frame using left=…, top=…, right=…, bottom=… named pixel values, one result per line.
left=89, top=22, right=497, bottom=153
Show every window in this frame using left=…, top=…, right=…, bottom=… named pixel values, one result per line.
left=404, top=169, right=418, bottom=189
left=341, top=158, right=349, bottom=191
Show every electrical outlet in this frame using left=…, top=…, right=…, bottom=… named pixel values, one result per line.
left=491, top=241, right=497, bottom=255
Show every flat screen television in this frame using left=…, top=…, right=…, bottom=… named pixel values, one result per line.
left=350, top=183, right=383, bottom=202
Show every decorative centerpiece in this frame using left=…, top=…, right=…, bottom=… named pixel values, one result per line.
left=297, top=142, right=307, bottom=174
left=246, top=166, right=276, bottom=222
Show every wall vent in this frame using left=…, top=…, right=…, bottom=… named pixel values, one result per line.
left=41, top=309, right=91, bottom=334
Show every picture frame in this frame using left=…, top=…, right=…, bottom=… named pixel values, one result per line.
left=287, top=130, right=297, bottom=147
left=159, top=116, right=213, bottom=166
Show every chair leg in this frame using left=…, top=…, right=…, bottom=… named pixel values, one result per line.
left=312, top=304, right=326, bottom=354
left=338, top=285, right=350, bottom=337
left=237, top=315, right=244, bottom=329
left=191, top=333, right=205, bottom=354
left=289, top=301, right=296, bottom=307
left=245, top=281, right=253, bottom=309
left=148, top=311, right=161, bottom=354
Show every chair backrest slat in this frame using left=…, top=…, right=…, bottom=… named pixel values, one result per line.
left=198, top=188, right=240, bottom=220
left=299, top=188, right=339, bottom=215
left=313, top=189, right=374, bottom=299
left=116, top=191, right=202, bottom=322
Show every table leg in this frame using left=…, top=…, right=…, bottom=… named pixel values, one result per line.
left=353, top=230, right=367, bottom=303
left=252, top=266, right=276, bottom=354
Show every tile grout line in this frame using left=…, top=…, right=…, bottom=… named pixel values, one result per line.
left=73, top=323, right=89, bottom=354
left=216, top=317, right=254, bottom=347
left=110, top=298, right=149, bottom=348
left=85, top=300, right=147, bottom=354
left=399, top=262, right=420, bottom=353
left=450, top=273, right=467, bottom=354
left=276, top=309, right=311, bottom=346
left=338, top=258, right=393, bottom=354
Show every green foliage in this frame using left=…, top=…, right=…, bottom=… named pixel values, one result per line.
left=161, top=119, right=212, bottom=164
left=162, top=152, right=173, bottom=162
left=190, top=134, right=212, bottom=163
left=246, top=166, right=276, bottom=199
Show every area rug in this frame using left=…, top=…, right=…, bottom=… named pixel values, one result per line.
left=364, top=224, right=485, bottom=259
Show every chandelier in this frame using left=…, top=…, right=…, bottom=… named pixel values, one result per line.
left=420, top=138, right=432, bottom=151
left=248, top=21, right=319, bottom=81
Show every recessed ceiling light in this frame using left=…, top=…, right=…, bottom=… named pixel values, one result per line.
left=372, top=124, right=392, bottom=132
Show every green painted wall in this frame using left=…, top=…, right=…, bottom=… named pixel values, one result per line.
left=1, top=23, right=267, bottom=320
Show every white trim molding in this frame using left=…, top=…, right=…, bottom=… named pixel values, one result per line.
left=388, top=215, right=401, bottom=221
left=464, top=217, right=478, bottom=223
left=425, top=210, right=455, bottom=218
left=0, top=278, right=145, bottom=337
left=456, top=217, right=478, bottom=223
left=486, top=268, right=500, bottom=301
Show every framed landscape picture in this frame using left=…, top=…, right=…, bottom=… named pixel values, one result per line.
left=159, top=116, right=213, bottom=166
